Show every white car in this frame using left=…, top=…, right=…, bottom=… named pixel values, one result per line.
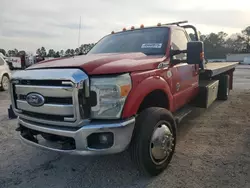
left=0, top=55, right=11, bottom=91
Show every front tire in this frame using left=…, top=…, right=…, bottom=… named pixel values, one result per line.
left=130, top=107, right=177, bottom=176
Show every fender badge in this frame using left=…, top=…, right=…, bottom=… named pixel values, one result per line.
left=167, top=71, right=172, bottom=78
left=158, top=61, right=169, bottom=69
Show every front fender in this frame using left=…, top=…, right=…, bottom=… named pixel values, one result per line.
left=122, top=71, right=173, bottom=118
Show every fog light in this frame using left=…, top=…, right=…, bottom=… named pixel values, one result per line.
left=87, top=132, right=114, bottom=149
left=99, top=134, right=109, bottom=144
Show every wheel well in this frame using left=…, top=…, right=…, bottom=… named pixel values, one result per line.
left=2, top=73, right=9, bottom=79
left=138, top=90, right=169, bottom=113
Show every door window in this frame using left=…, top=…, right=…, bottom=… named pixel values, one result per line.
left=171, top=30, right=188, bottom=60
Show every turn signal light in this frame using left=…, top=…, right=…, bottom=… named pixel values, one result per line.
left=120, top=84, right=131, bottom=97
left=200, top=52, right=204, bottom=60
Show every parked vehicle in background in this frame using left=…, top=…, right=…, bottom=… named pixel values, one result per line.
left=6, top=54, right=40, bottom=70
left=0, top=55, right=11, bottom=91
left=10, top=21, right=238, bottom=176
left=243, top=57, right=250, bottom=64
left=7, top=56, right=23, bottom=69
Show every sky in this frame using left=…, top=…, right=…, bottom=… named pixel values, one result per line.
left=0, top=0, right=250, bottom=53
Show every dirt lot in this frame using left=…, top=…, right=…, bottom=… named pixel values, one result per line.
left=0, top=66, right=250, bottom=188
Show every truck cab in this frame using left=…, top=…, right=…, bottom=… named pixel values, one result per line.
left=10, top=21, right=237, bottom=176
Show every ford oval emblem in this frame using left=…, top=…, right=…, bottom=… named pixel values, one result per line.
left=26, top=93, right=45, bottom=107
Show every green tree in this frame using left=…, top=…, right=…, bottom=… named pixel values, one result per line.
left=14, top=48, right=18, bottom=56
left=8, top=49, right=18, bottom=56
left=75, top=48, right=80, bottom=55
left=55, top=51, right=60, bottom=58
left=79, top=43, right=95, bottom=55
left=8, top=50, right=14, bottom=56
left=40, top=47, right=47, bottom=57
left=36, top=48, right=41, bottom=56
left=70, top=49, right=74, bottom=56
left=226, top=34, right=245, bottom=53
left=17, top=50, right=26, bottom=56
left=200, top=34, right=207, bottom=42
left=0, top=49, right=6, bottom=56
left=48, top=49, right=56, bottom=57
left=241, top=26, right=250, bottom=52
left=202, top=32, right=228, bottom=59
left=60, top=50, right=64, bottom=57
left=65, top=49, right=71, bottom=56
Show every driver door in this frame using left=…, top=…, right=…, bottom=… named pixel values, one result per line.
left=170, top=29, right=199, bottom=111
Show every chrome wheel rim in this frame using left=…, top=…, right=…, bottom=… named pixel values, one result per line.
left=149, top=121, right=174, bottom=165
left=2, top=76, right=9, bottom=91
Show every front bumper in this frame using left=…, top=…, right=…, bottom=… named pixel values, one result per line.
left=18, top=117, right=135, bottom=155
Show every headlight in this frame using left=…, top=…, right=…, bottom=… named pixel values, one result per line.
left=90, top=73, right=132, bottom=119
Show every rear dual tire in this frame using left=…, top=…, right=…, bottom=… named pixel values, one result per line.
left=130, top=107, right=177, bottom=176
left=217, top=75, right=230, bottom=100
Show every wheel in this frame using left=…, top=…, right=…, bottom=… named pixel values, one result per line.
left=1, top=75, right=9, bottom=91
left=41, top=133, right=59, bottom=142
left=130, top=107, right=177, bottom=176
left=217, top=75, right=230, bottom=100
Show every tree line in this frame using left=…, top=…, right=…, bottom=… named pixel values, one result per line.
left=190, top=26, right=250, bottom=59
left=0, top=43, right=95, bottom=58
left=0, top=26, right=250, bottom=59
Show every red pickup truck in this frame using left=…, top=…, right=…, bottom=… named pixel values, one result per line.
left=10, top=21, right=238, bottom=176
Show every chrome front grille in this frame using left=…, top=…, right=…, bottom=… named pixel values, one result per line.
left=10, top=69, right=89, bottom=127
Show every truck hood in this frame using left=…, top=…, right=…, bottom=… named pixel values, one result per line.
left=28, top=53, right=165, bottom=75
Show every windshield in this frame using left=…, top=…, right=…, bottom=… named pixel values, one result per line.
left=88, top=27, right=169, bottom=55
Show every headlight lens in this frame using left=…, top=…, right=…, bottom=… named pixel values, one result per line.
left=90, top=73, right=131, bottom=119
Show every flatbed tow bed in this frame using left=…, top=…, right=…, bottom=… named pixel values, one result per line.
left=202, top=62, right=239, bottom=77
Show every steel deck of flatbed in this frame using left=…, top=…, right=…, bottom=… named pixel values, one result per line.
left=202, top=62, right=239, bottom=77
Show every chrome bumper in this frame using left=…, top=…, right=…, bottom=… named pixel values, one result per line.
left=18, top=117, right=135, bottom=155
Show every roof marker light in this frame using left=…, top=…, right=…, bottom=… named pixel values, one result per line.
left=140, top=24, right=144, bottom=28
left=111, top=31, right=115, bottom=34
left=157, top=23, right=161, bottom=26
left=131, top=26, right=135, bottom=30
left=123, top=28, right=126, bottom=31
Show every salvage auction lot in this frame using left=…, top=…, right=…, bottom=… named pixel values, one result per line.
left=0, top=66, right=250, bottom=188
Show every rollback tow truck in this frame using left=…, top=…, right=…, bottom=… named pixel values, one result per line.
left=9, top=21, right=238, bottom=176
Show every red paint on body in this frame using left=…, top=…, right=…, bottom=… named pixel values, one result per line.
left=29, top=53, right=165, bottom=75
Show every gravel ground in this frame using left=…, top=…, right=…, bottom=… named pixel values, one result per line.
left=0, top=66, right=250, bottom=188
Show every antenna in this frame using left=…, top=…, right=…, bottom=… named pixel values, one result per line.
left=77, top=16, right=81, bottom=47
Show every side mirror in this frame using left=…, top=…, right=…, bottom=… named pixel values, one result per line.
left=187, top=41, right=204, bottom=69
left=170, top=49, right=186, bottom=66
left=170, top=49, right=183, bottom=57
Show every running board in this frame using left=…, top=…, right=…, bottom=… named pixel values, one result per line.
left=173, top=106, right=193, bottom=124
